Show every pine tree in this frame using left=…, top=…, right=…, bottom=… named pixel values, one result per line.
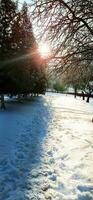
left=0, top=0, right=17, bottom=108
left=0, top=0, right=16, bottom=56
left=0, top=1, right=47, bottom=109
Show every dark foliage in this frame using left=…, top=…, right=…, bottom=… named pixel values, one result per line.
left=0, top=0, right=47, bottom=108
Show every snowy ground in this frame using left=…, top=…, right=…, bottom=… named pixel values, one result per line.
left=0, top=93, right=93, bottom=200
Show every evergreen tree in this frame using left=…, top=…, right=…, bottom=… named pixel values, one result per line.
left=0, top=1, right=47, bottom=108
left=0, top=0, right=16, bottom=55
left=0, top=0, right=17, bottom=108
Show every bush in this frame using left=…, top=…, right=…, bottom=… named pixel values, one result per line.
left=53, top=82, right=67, bottom=93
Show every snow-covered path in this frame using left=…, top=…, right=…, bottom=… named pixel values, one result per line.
left=0, top=93, right=93, bottom=200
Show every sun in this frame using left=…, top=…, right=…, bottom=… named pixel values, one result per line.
left=38, top=42, right=50, bottom=57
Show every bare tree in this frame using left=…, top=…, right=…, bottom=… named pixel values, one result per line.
left=62, top=61, right=93, bottom=102
left=31, top=0, right=93, bottom=74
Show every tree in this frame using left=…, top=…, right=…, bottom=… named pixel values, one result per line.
left=62, top=62, right=93, bottom=102
left=0, top=0, right=17, bottom=108
left=80, top=66, right=93, bottom=103
left=0, top=0, right=17, bottom=54
left=31, top=0, right=93, bottom=74
left=0, top=0, right=48, bottom=108
left=29, top=67, right=47, bottom=95
left=53, top=81, right=67, bottom=93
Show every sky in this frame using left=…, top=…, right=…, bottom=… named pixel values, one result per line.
left=13, top=0, right=50, bottom=49
left=18, top=0, right=32, bottom=5
left=13, top=0, right=32, bottom=8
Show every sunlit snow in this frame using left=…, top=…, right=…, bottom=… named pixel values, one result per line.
left=0, top=93, right=93, bottom=200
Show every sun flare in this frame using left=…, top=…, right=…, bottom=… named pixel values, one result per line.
left=38, top=42, right=50, bottom=57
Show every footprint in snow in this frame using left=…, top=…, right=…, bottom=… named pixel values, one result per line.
left=49, top=174, right=57, bottom=181
left=47, top=151, right=53, bottom=157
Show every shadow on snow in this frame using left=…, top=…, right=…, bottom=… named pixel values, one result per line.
left=0, top=96, right=52, bottom=200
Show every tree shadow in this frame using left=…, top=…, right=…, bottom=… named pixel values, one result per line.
left=0, top=95, right=53, bottom=200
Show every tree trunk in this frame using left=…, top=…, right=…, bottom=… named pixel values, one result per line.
left=82, top=92, right=85, bottom=100
left=82, top=95, right=85, bottom=100
left=86, top=95, right=90, bottom=103
left=0, top=94, right=5, bottom=109
left=17, top=94, right=23, bottom=103
left=74, top=87, right=77, bottom=98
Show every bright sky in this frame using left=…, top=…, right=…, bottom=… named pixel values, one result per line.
left=15, top=0, right=51, bottom=57
left=13, top=0, right=31, bottom=8
left=18, top=0, right=31, bottom=5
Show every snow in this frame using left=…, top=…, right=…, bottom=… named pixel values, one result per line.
left=0, top=93, right=93, bottom=200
